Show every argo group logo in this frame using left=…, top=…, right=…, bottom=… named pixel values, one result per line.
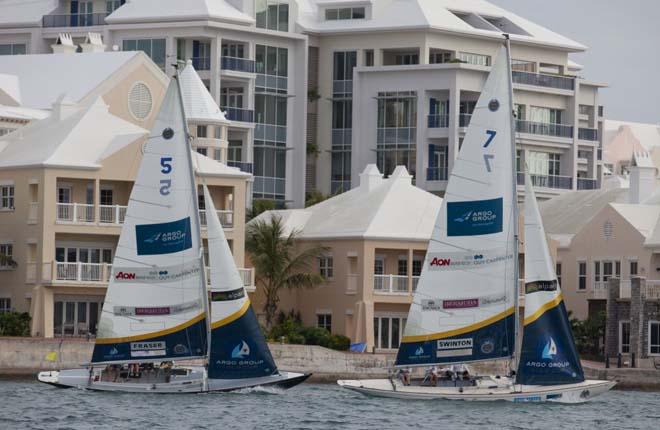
left=231, top=340, right=251, bottom=359
left=135, top=217, right=193, bottom=255
left=447, top=198, right=503, bottom=236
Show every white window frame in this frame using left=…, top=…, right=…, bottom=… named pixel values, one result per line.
left=649, top=321, right=660, bottom=356
left=619, top=320, right=630, bottom=354
left=0, top=243, right=14, bottom=270
left=373, top=314, right=407, bottom=350
left=317, top=313, right=332, bottom=332
left=319, top=256, right=333, bottom=279
left=0, top=297, right=11, bottom=313
left=0, top=184, right=14, bottom=210
left=578, top=261, right=587, bottom=291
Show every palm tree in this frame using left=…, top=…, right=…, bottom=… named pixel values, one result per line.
left=246, top=215, right=326, bottom=329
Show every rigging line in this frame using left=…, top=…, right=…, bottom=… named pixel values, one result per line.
left=447, top=172, right=491, bottom=186
left=128, top=198, right=171, bottom=208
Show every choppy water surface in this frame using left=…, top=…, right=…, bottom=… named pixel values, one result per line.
left=1, top=378, right=658, bottom=429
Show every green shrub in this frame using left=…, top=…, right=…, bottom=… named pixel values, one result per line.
left=267, top=315, right=350, bottom=351
left=0, top=312, right=31, bottom=336
left=299, top=326, right=331, bottom=346
left=327, top=334, right=351, bottom=351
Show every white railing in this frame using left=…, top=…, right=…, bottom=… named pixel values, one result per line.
left=53, top=262, right=112, bottom=283
left=205, top=266, right=254, bottom=289
left=373, top=274, right=409, bottom=294
left=199, top=210, right=234, bottom=228
left=620, top=279, right=631, bottom=299
left=645, top=280, right=660, bottom=300
left=590, top=281, right=609, bottom=300
left=56, top=203, right=94, bottom=223
left=99, top=205, right=127, bottom=224
left=412, top=275, right=420, bottom=292
left=28, top=202, right=38, bottom=223
left=346, top=274, right=359, bottom=294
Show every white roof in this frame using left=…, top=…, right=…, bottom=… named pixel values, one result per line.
left=251, top=165, right=443, bottom=241
left=0, top=0, right=58, bottom=28
left=179, top=61, right=228, bottom=124
left=0, top=105, right=49, bottom=122
left=106, top=0, right=254, bottom=25
left=297, top=0, right=585, bottom=51
left=0, top=52, right=143, bottom=110
left=610, top=204, right=660, bottom=239
left=192, top=151, right=251, bottom=179
left=604, top=119, right=660, bottom=151
left=0, top=98, right=147, bottom=169
left=0, top=73, right=21, bottom=106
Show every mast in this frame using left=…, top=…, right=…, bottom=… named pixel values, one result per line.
left=503, top=35, right=521, bottom=374
left=173, top=63, right=212, bottom=386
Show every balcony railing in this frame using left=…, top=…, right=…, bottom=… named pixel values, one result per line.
left=221, top=56, right=256, bottom=73
left=459, top=113, right=472, bottom=127
left=255, top=74, right=288, bottom=93
left=221, top=106, right=254, bottom=123
left=512, top=71, right=575, bottom=91
left=517, top=173, right=573, bottom=190
left=43, top=13, right=108, bottom=28
left=99, top=205, right=128, bottom=224
left=516, top=120, right=573, bottom=138
left=577, top=178, right=598, bottom=190
left=376, top=127, right=416, bottom=144
left=227, top=161, right=253, bottom=174
left=589, top=281, right=608, bottom=300
left=205, top=266, right=255, bottom=289
left=578, top=128, right=599, bottom=141
left=199, top=210, right=234, bottom=228
left=56, top=203, right=94, bottom=223
left=428, top=114, right=449, bottom=128
left=52, top=262, right=112, bottom=283
left=620, top=279, right=631, bottom=299
left=645, top=280, right=660, bottom=300
left=373, top=274, right=409, bottom=294
left=332, top=80, right=353, bottom=97
left=255, top=124, right=287, bottom=143
left=427, top=166, right=448, bottom=181
left=191, top=57, right=211, bottom=71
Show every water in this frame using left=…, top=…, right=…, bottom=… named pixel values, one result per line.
left=1, top=378, right=658, bottom=430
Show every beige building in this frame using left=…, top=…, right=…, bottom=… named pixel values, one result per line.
left=0, top=52, right=253, bottom=337
left=251, top=165, right=442, bottom=352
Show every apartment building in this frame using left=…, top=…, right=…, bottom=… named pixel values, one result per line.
left=251, top=164, right=442, bottom=351
left=0, top=52, right=253, bottom=337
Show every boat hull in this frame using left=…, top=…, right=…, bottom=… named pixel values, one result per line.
left=37, top=368, right=310, bottom=394
left=337, top=378, right=616, bottom=404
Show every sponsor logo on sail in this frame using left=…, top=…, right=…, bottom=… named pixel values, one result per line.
left=525, top=337, right=571, bottom=369
left=173, top=344, right=189, bottom=355
left=429, top=257, right=451, bottom=267
left=447, top=198, right=503, bottom=237
left=130, top=341, right=166, bottom=357
left=135, top=217, right=192, bottom=256
left=443, top=299, right=479, bottom=309
left=437, top=338, right=473, bottom=357
left=415, top=347, right=424, bottom=356
left=421, top=299, right=442, bottom=311
left=427, top=251, right=513, bottom=272
left=109, top=347, right=119, bottom=356
left=112, top=262, right=201, bottom=284
left=135, top=307, right=171, bottom=316
left=115, top=272, right=136, bottom=280
left=231, top=340, right=250, bottom=359
left=542, top=337, right=557, bottom=360
left=480, top=338, right=495, bottom=354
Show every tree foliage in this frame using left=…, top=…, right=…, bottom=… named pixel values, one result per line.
left=570, top=310, right=606, bottom=358
left=269, top=311, right=350, bottom=351
left=0, top=312, right=31, bottom=336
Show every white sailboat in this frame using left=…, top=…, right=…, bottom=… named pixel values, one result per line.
left=38, top=66, right=309, bottom=393
left=337, top=37, right=615, bottom=403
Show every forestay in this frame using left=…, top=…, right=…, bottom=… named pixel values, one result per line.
left=203, top=185, right=278, bottom=379
left=91, top=81, right=207, bottom=363
left=516, top=173, right=584, bottom=385
left=396, top=45, right=517, bottom=366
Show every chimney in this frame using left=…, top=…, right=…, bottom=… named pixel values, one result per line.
left=80, top=33, right=106, bottom=53
left=359, top=164, right=384, bottom=192
left=389, top=165, right=413, bottom=184
left=51, top=94, right=78, bottom=121
left=51, top=33, right=76, bottom=54
left=629, top=151, right=657, bottom=204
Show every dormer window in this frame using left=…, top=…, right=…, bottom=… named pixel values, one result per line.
left=325, top=7, right=366, bottom=21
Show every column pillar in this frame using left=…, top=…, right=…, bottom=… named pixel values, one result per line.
left=630, top=277, right=644, bottom=359
left=605, top=277, right=619, bottom=359
left=407, top=248, right=413, bottom=294
left=94, top=178, right=100, bottom=223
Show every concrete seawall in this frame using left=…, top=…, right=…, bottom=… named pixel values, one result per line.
left=2, top=337, right=660, bottom=389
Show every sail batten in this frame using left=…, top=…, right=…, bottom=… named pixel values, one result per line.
left=395, top=44, right=517, bottom=367
left=91, top=81, right=208, bottom=364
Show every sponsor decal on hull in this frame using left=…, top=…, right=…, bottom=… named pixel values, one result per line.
left=130, top=341, right=166, bottom=357
left=447, top=198, right=503, bottom=236
left=437, top=338, right=473, bottom=357
left=135, top=217, right=192, bottom=256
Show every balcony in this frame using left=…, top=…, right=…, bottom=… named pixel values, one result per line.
left=221, top=106, right=254, bottom=123
left=191, top=57, right=211, bottom=71
left=333, top=80, right=353, bottom=97
left=199, top=210, right=234, bottom=228
left=589, top=281, right=608, bottom=300
left=56, top=203, right=94, bottom=223
left=577, top=178, right=598, bottom=190
left=517, top=173, right=572, bottom=190
left=459, top=113, right=472, bottom=127
left=645, top=280, right=660, bottom=300
left=516, top=120, right=573, bottom=138
left=427, top=166, right=448, bottom=181
left=99, top=205, right=128, bottom=224
left=221, top=57, right=256, bottom=74
left=578, top=128, right=599, bottom=141
left=373, top=274, right=419, bottom=295
left=428, top=114, right=449, bottom=129
left=255, top=74, right=288, bottom=94
left=205, top=266, right=255, bottom=291
left=512, top=71, right=575, bottom=91
left=41, top=262, right=113, bottom=284
left=227, top=161, right=253, bottom=174
left=43, top=13, right=107, bottom=28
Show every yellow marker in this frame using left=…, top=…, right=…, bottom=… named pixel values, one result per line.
left=45, top=351, right=57, bottom=362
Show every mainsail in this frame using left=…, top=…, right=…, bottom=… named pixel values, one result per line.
left=396, top=45, right=517, bottom=366
left=91, top=81, right=207, bottom=363
left=516, top=173, right=584, bottom=385
left=203, top=185, right=278, bottom=379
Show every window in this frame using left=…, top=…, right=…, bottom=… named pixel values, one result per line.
left=594, top=261, right=601, bottom=283
left=578, top=262, right=586, bottom=290
left=511, top=59, right=535, bottom=73
left=397, top=258, right=407, bottom=276
left=317, top=314, right=332, bottom=332
left=548, top=154, right=560, bottom=176
left=221, top=87, right=244, bottom=109
left=0, top=244, right=13, bottom=269
left=412, top=259, right=422, bottom=277
left=429, top=51, right=451, bottom=64
left=374, top=316, right=406, bottom=349
left=122, top=39, right=166, bottom=69
left=197, top=125, right=207, bottom=138
left=222, top=43, right=245, bottom=59
left=630, top=261, right=638, bottom=276
left=556, top=263, right=562, bottom=286
left=374, top=257, right=384, bottom=275
left=333, top=51, right=357, bottom=82
left=620, top=321, right=630, bottom=354
left=603, top=261, right=613, bottom=281
left=256, top=1, right=289, bottom=31
left=365, top=49, right=374, bottom=66
left=0, top=298, right=10, bottom=313
left=377, top=91, right=417, bottom=178
left=514, top=103, right=526, bottom=120
left=254, top=92, right=287, bottom=200
left=106, top=1, right=123, bottom=14
left=128, top=82, right=153, bottom=120
left=650, top=321, right=660, bottom=355
left=1, top=185, right=14, bottom=209
left=319, top=256, right=333, bottom=279
left=255, top=45, right=288, bottom=93
left=325, top=7, right=366, bottom=20
left=529, top=106, right=562, bottom=124
left=395, top=53, right=419, bottom=65
left=100, top=189, right=113, bottom=206
left=459, top=52, right=491, bottom=66
left=196, top=147, right=208, bottom=156
left=228, top=140, right=243, bottom=163
left=0, top=44, right=26, bottom=55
